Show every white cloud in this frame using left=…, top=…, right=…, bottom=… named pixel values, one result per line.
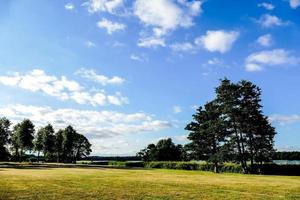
left=256, top=34, right=272, bottom=47
left=173, top=106, right=182, bottom=114
left=84, top=0, right=124, bottom=14
left=257, top=14, right=289, bottom=28
left=137, top=37, right=166, bottom=48
left=170, top=42, right=194, bottom=52
left=75, top=68, right=125, bottom=86
left=65, top=3, right=75, bottom=10
left=207, top=58, right=222, bottom=65
left=85, top=40, right=96, bottom=47
left=196, top=30, right=239, bottom=53
left=134, top=0, right=202, bottom=32
left=97, top=18, right=126, bottom=34
left=0, top=69, right=128, bottom=106
left=134, top=0, right=202, bottom=48
left=0, top=104, right=172, bottom=155
left=245, top=49, right=299, bottom=71
left=269, top=114, right=300, bottom=125
left=290, top=0, right=300, bottom=9
left=257, top=2, right=274, bottom=10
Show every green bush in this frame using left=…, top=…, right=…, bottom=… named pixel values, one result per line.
left=220, top=163, right=243, bottom=173
left=144, top=161, right=244, bottom=173
left=145, top=162, right=200, bottom=170
left=108, top=161, right=126, bottom=167
left=91, top=161, right=109, bottom=165
left=250, top=164, right=300, bottom=175
left=125, top=161, right=144, bottom=168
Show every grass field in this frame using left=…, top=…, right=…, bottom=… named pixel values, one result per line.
left=0, top=165, right=299, bottom=200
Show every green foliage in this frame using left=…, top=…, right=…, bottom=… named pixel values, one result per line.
left=144, top=161, right=245, bottom=173
left=273, top=151, right=300, bottom=160
left=10, top=119, right=35, bottom=161
left=108, top=161, right=126, bottom=166
left=137, top=138, right=187, bottom=161
left=0, top=117, right=11, bottom=161
left=185, top=79, right=277, bottom=173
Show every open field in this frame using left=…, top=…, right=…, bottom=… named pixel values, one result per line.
left=0, top=165, right=299, bottom=200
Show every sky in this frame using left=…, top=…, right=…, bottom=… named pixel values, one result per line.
left=0, top=0, right=300, bottom=155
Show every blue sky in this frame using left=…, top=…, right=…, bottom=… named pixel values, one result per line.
left=0, top=0, right=300, bottom=155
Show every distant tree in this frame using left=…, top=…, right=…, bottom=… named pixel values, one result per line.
left=61, top=126, right=92, bottom=163
left=41, top=124, right=56, bottom=160
left=12, top=119, right=35, bottom=161
left=62, top=126, right=77, bottom=162
left=0, top=117, right=11, bottom=160
left=34, top=128, right=44, bottom=160
left=137, top=138, right=185, bottom=161
left=73, top=134, right=92, bottom=162
left=137, top=143, right=157, bottom=161
left=55, top=130, right=64, bottom=163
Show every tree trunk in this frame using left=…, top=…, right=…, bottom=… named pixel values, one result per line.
left=214, top=162, right=219, bottom=173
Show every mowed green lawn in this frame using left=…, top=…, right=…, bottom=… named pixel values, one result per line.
left=0, top=166, right=299, bottom=200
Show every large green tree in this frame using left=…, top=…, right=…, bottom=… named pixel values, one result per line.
left=11, top=119, right=35, bottom=161
left=215, top=79, right=276, bottom=172
left=186, top=79, right=276, bottom=173
left=185, top=100, right=229, bottom=173
left=0, top=117, right=11, bottom=160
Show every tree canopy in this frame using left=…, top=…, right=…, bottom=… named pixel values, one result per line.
left=0, top=118, right=92, bottom=163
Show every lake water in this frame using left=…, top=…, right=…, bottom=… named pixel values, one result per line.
left=273, top=160, right=300, bottom=165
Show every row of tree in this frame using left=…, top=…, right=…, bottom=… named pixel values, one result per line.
left=138, top=79, right=276, bottom=173
left=0, top=118, right=91, bottom=163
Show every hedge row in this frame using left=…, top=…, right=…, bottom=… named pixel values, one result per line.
left=81, top=160, right=300, bottom=175
left=251, top=164, right=300, bottom=176
left=144, top=162, right=244, bottom=173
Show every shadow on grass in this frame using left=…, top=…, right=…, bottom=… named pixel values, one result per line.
left=0, top=162, right=147, bottom=171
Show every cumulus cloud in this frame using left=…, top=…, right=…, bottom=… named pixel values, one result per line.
left=134, top=0, right=202, bottom=48
left=97, top=18, right=126, bottom=34
left=0, top=104, right=172, bottom=154
left=75, top=68, right=125, bottom=86
left=0, top=104, right=172, bottom=137
left=290, top=0, right=300, bottom=9
left=84, top=0, right=124, bottom=14
left=0, top=69, right=128, bottom=106
left=195, top=30, right=239, bottom=53
left=256, top=34, right=272, bottom=47
left=269, top=114, right=300, bottom=125
left=257, top=14, right=289, bottom=28
left=257, top=2, right=274, bottom=10
left=245, top=49, right=299, bottom=71
left=65, top=3, right=75, bottom=10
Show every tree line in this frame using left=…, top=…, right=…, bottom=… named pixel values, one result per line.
left=0, top=118, right=91, bottom=163
left=138, top=79, right=276, bottom=173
